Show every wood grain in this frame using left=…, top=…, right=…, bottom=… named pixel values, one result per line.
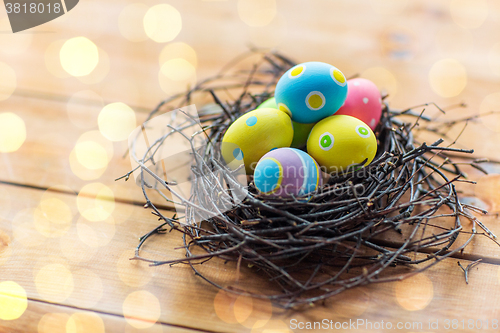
left=1, top=184, right=500, bottom=333
left=1, top=0, right=500, bottom=331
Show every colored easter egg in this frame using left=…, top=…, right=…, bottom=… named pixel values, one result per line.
left=275, top=62, right=348, bottom=124
left=254, top=148, right=322, bottom=197
left=336, top=78, right=383, bottom=130
left=256, top=97, right=278, bottom=110
left=257, top=97, right=316, bottom=148
left=221, top=108, right=293, bottom=174
left=307, top=115, right=377, bottom=173
left=256, top=97, right=278, bottom=109
left=291, top=122, right=315, bottom=148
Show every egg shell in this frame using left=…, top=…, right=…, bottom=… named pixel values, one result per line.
left=336, top=78, right=383, bottom=130
left=257, top=97, right=316, bottom=148
left=221, top=108, right=293, bottom=174
left=275, top=62, right=348, bottom=124
left=254, top=148, right=322, bottom=197
left=307, top=115, right=377, bottom=173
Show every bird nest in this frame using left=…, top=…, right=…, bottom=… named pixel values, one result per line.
left=122, top=51, right=494, bottom=309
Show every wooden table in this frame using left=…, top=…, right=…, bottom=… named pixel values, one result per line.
left=1, top=0, right=500, bottom=332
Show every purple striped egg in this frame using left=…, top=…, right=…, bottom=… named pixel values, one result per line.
left=253, top=148, right=322, bottom=197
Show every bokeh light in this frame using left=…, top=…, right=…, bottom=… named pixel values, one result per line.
left=0, top=18, right=32, bottom=55
left=98, top=102, right=137, bottom=142
left=428, top=59, right=467, bottom=98
left=35, top=263, right=74, bottom=302
left=213, top=290, right=247, bottom=324
left=0, top=62, right=17, bottom=101
left=38, top=313, right=70, bottom=333
left=33, top=197, right=73, bottom=238
left=238, top=0, right=276, bottom=27
left=12, top=209, right=46, bottom=247
left=117, top=250, right=153, bottom=288
left=122, top=290, right=161, bottom=329
left=361, top=67, right=398, bottom=99
left=66, top=90, right=104, bottom=129
left=394, top=273, right=433, bottom=311
left=45, top=40, right=71, bottom=78
left=250, top=319, right=293, bottom=333
left=75, top=141, right=109, bottom=170
left=159, top=42, right=197, bottom=68
left=144, top=4, right=182, bottom=43
left=119, top=3, right=149, bottom=42
left=66, top=312, right=105, bottom=333
left=488, top=43, right=500, bottom=78
left=0, top=112, right=26, bottom=153
left=0, top=281, right=27, bottom=320
left=76, top=47, right=110, bottom=85
left=67, top=269, right=103, bottom=309
left=69, top=149, right=107, bottom=181
left=479, top=92, right=500, bottom=133
left=77, top=183, right=115, bottom=221
left=158, top=59, right=197, bottom=95
left=60, top=37, right=99, bottom=77
left=160, top=58, right=196, bottom=81
left=70, top=130, right=113, bottom=181
left=450, top=0, right=488, bottom=30
left=214, top=289, right=273, bottom=328
left=76, top=215, right=116, bottom=248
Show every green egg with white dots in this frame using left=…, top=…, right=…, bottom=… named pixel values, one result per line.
left=221, top=108, right=294, bottom=174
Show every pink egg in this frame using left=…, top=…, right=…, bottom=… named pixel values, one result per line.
left=335, top=78, right=382, bottom=130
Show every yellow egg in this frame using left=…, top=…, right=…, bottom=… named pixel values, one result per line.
left=222, top=108, right=293, bottom=174
left=307, top=115, right=377, bottom=173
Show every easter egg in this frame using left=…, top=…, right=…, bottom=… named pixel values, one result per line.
left=307, top=115, right=377, bottom=173
left=254, top=148, right=322, bottom=197
left=221, top=108, right=293, bottom=174
left=256, top=97, right=278, bottom=110
left=336, top=78, right=383, bottom=130
left=275, top=62, right=348, bottom=124
left=257, top=97, right=316, bottom=148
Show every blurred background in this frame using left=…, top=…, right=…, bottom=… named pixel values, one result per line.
left=1, top=0, right=500, bottom=332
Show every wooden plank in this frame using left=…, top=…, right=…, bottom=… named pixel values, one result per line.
left=0, top=0, right=498, bottom=112
left=1, top=184, right=500, bottom=333
left=0, top=299, right=198, bottom=333
left=0, top=94, right=172, bottom=207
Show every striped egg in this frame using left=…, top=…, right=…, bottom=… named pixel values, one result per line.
left=254, top=148, right=322, bottom=197
left=335, top=78, right=383, bottom=130
left=221, top=108, right=293, bottom=174
left=257, top=97, right=316, bottom=148
left=307, top=115, right=377, bottom=173
left=275, top=62, right=348, bottom=124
